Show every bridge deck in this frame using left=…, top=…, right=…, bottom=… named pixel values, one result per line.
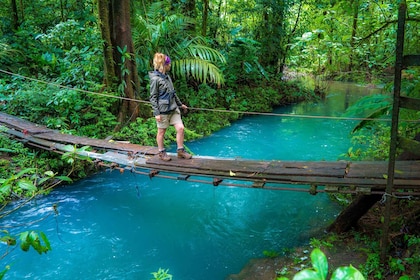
left=1, top=112, right=419, bottom=196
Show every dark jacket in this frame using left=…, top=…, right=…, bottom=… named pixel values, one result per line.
left=149, top=70, right=182, bottom=116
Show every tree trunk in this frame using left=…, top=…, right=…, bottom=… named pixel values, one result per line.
left=209, top=0, right=223, bottom=40
left=201, top=0, right=208, bottom=37
left=97, top=0, right=151, bottom=131
left=256, top=1, right=286, bottom=68
left=11, top=0, right=19, bottom=30
left=326, top=194, right=381, bottom=233
left=181, top=0, right=196, bottom=32
left=348, top=0, right=360, bottom=72
left=111, top=0, right=140, bottom=128
left=97, top=0, right=115, bottom=88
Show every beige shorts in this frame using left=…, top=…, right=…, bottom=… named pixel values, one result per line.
left=156, top=108, right=183, bottom=129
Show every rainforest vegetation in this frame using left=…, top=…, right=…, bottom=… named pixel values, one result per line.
left=0, top=0, right=419, bottom=279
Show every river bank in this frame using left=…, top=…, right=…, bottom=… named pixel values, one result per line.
left=228, top=199, right=420, bottom=280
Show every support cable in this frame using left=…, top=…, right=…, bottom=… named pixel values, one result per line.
left=1, top=69, right=419, bottom=123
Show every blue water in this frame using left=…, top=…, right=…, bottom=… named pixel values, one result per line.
left=2, top=82, right=380, bottom=279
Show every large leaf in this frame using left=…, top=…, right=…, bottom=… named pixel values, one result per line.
left=293, top=248, right=328, bottom=280
left=19, top=231, right=30, bottom=252
left=331, top=265, right=365, bottom=280
left=173, top=58, right=224, bottom=85
left=293, top=269, right=322, bottom=280
left=311, top=248, right=328, bottom=280
left=17, top=179, right=37, bottom=192
left=342, top=94, right=392, bottom=133
left=351, top=107, right=391, bottom=133
left=14, top=168, right=36, bottom=179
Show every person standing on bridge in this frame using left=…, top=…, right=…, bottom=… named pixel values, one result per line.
left=149, top=52, right=192, bottom=161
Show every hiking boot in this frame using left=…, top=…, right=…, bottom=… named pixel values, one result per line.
left=158, top=150, right=171, bottom=161
left=177, top=148, right=192, bottom=159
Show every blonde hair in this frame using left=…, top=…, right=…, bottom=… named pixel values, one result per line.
left=153, top=53, right=168, bottom=72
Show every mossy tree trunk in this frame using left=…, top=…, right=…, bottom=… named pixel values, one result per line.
left=10, top=0, right=19, bottom=30
left=97, top=0, right=150, bottom=131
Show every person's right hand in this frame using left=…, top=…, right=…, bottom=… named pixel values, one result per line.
left=155, top=115, right=162, bottom=122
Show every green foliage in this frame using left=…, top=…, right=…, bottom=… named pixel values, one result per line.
left=263, top=250, right=280, bottom=258
left=309, top=238, right=333, bottom=250
left=0, top=131, right=29, bottom=177
left=151, top=268, right=172, bottom=280
left=343, top=70, right=420, bottom=161
left=0, top=266, right=9, bottom=279
left=343, top=94, right=392, bottom=133
left=62, top=145, right=93, bottom=165
left=3, top=81, right=118, bottom=138
left=0, top=168, right=37, bottom=203
left=345, top=123, right=392, bottom=161
left=359, top=252, right=384, bottom=279
left=2, top=18, right=111, bottom=138
left=278, top=248, right=365, bottom=280
left=18, top=230, right=51, bottom=254
left=132, top=1, right=225, bottom=86
left=0, top=166, right=72, bottom=204
left=113, top=118, right=159, bottom=146
left=223, top=37, right=267, bottom=87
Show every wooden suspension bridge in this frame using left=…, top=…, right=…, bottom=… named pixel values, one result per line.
left=1, top=112, right=419, bottom=196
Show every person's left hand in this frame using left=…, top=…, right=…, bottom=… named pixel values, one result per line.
left=181, top=104, right=188, bottom=113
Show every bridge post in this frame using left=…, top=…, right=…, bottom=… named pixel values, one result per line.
left=380, top=0, right=406, bottom=263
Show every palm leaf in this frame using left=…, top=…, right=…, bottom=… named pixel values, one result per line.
left=352, top=106, right=390, bottom=133
left=132, top=1, right=225, bottom=86
left=172, top=59, right=224, bottom=85
left=343, top=94, right=391, bottom=117
left=343, top=94, right=392, bottom=133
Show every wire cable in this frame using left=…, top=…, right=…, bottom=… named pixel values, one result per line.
left=1, top=69, right=419, bottom=123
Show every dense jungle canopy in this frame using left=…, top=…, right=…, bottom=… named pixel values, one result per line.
left=0, top=0, right=420, bottom=279
left=0, top=0, right=419, bottom=130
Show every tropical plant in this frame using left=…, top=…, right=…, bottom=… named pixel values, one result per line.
left=0, top=43, right=19, bottom=64
left=277, top=248, right=365, bottom=280
left=343, top=67, right=420, bottom=160
left=151, top=268, right=172, bottom=280
left=223, top=37, right=268, bottom=87
left=132, top=1, right=225, bottom=88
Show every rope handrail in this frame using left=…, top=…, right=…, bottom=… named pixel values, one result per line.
left=1, top=69, right=419, bottom=123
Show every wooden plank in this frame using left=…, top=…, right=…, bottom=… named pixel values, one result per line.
left=142, top=160, right=420, bottom=187
left=346, top=162, right=388, bottom=179
left=34, top=132, right=159, bottom=155
left=394, top=161, right=420, bottom=179
left=0, top=112, right=158, bottom=155
left=0, top=112, right=52, bottom=134
left=146, top=156, right=348, bottom=177
left=3, top=111, right=420, bottom=193
left=346, top=161, right=420, bottom=180
left=265, top=160, right=347, bottom=177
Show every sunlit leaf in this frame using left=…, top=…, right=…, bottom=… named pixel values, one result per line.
left=331, top=265, right=365, bottom=280
left=311, top=248, right=328, bottom=280
left=19, top=231, right=30, bottom=252
left=40, top=231, right=52, bottom=251
left=55, top=176, right=73, bottom=182
left=44, top=171, right=55, bottom=177
left=17, top=179, right=37, bottom=192
left=0, top=236, right=16, bottom=246
left=293, top=269, right=320, bottom=280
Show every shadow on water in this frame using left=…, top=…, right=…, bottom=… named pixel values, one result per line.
left=2, top=82, right=382, bottom=280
